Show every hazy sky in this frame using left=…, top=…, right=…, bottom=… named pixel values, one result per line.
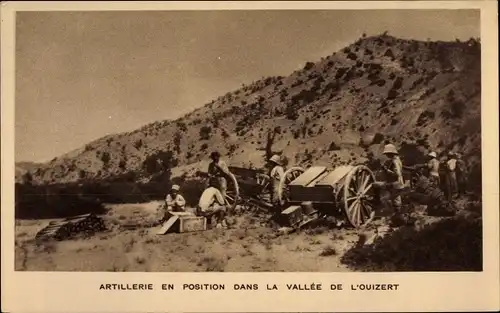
left=15, top=10, right=479, bottom=162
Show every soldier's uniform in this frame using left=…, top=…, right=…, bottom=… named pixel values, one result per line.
left=165, top=184, right=186, bottom=213
left=427, top=151, right=440, bottom=187
left=381, top=144, right=405, bottom=223
left=268, top=155, right=285, bottom=206
left=207, top=151, right=231, bottom=201
left=445, top=152, right=458, bottom=200
left=197, top=186, right=227, bottom=228
left=455, top=153, right=468, bottom=196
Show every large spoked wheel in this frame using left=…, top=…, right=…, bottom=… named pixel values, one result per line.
left=341, top=165, right=376, bottom=228
left=277, top=167, right=305, bottom=205
left=225, top=173, right=240, bottom=213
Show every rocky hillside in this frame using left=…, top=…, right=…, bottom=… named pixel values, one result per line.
left=18, top=34, right=482, bottom=185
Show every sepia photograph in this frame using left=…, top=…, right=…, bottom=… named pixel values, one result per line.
left=3, top=2, right=499, bottom=312
left=11, top=8, right=485, bottom=273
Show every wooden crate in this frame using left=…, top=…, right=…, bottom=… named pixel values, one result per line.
left=280, top=205, right=303, bottom=227
left=157, top=212, right=207, bottom=234
left=176, top=216, right=207, bottom=233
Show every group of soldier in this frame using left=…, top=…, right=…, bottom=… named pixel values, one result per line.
left=379, top=143, right=468, bottom=226
left=160, top=143, right=468, bottom=229
left=159, top=151, right=285, bottom=228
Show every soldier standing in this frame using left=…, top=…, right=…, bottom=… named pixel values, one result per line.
left=381, top=144, right=405, bottom=225
left=427, top=151, right=440, bottom=186
left=445, top=151, right=458, bottom=200
left=455, top=153, right=468, bottom=196
left=207, top=151, right=232, bottom=202
left=267, top=154, right=285, bottom=206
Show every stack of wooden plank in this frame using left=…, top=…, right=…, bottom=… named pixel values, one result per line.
left=35, top=213, right=107, bottom=242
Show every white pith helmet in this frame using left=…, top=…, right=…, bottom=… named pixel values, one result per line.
left=428, top=151, right=437, bottom=158
left=383, top=144, right=398, bottom=155
left=269, top=154, right=281, bottom=165
left=171, top=184, right=180, bottom=191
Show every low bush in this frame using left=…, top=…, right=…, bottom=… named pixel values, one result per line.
left=341, top=216, right=482, bottom=271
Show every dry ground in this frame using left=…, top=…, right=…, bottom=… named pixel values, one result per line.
left=15, top=201, right=374, bottom=272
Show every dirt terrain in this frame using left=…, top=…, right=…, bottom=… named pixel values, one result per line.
left=15, top=201, right=366, bottom=272
left=16, top=196, right=481, bottom=272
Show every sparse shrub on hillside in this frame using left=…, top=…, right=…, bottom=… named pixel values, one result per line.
left=390, top=118, right=399, bottom=126
left=173, top=132, right=182, bottom=153
left=421, top=87, right=436, bottom=99
left=392, top=77, right=404, bottom=90
left=335, top=67, right=348, bottom=79
left=372, top=133, right=385, bottom=144
left=100, top=152, right=111, bottom=167
left=346, top=52, right=358, bottom=61
left=199, top=126, right=212, bottom=141
left=401, top=56, right=415, bottom=68
left=364, top=49, right=373, bottom=56
left=416, top=110, right=435, bottom=127
left=303, top=62, right=315, bottom=71
left=291, top=79, right=304, bottom=88
left=228, top=144, right=237, bottom=154
left=384, top=48, right=395, bottom=59
left=176, top=121, right=187, bottom=132
left=387, top=89, right=399, bottom=100
left=411, top=77, right=424, bottom=89
left=200, top=143, right=208, bottom=151
left=78, top=170, right=86, bottom=180
left=328, top=141, right=341, bottom=151
left=118, top=159, right=126, bottom=170
left=367, top=71, right=380, bottom=81
left=142, top=150, right=177, bottom=176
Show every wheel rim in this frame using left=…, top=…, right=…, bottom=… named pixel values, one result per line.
left=225, top=173, right=240, bottom=211
left=278, top=167, right=305, bottom=205
left=343, top=165, right=376, bottom=228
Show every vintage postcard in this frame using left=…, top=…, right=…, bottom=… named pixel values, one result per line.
left=1, top=1, right=499, bottom=312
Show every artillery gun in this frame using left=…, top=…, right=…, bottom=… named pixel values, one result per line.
left=276, top=164, right=378, bottom=230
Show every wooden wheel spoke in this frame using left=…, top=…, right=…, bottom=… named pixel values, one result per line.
left=359, top=176, right=370, bottom=193
left=347, top=196, right=358, bottom=201
left=362, top=183, right=372, bottom=194
left=357, top=171, right=366, bottom=190
left=348, top=198, right=359, bottom=213
left=360, top=201, right=371, bottom=216
left=354, top=201, right=362, bottom=225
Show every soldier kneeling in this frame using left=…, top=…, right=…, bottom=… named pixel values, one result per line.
left=197, top=186, right=228, bottom=229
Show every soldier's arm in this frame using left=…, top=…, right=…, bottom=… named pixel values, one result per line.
left=217, top=161, right=232, bottom=176
left=165, top=194, right=174, bottom=207
left=394, top=160, right=404, bottom=178
left=176, top=195, right=186, bottom=207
